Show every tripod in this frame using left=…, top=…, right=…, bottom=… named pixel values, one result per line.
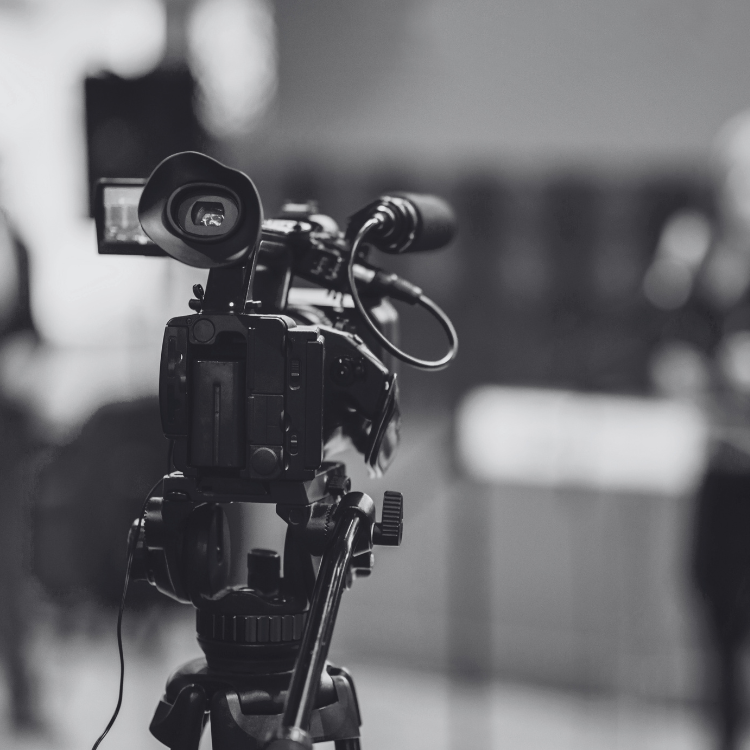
left=93, top=150, right=456, bottom=750
left=134, top=463, right=403, bottom=750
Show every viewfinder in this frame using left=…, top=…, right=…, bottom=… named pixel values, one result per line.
left=167, top=185, right=241, bottom=240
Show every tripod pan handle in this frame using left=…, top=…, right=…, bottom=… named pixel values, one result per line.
left=273, top=493, right=373, bottom=742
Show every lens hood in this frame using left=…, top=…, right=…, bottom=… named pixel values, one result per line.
left=138, top=152, right=263, bottom=269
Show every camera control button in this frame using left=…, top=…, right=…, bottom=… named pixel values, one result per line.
left=192, top=319, right=215, bottom=343
left=288, top=434, right=299, bottom=456
left=251, top=446, right=279, bottom=475
left=289, top=358, right=301, bottom=389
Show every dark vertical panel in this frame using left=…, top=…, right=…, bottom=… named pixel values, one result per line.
left=447, top=179, right=507, bottom=747
left=586, top=183, right=653, bottom=393
left=543, top=178, right=600, bottom=314
left=540, top=177, right=600, bottom=389
left=85, top=68, right=205, bottom=214
left=450, top=176, right=510, bottom=396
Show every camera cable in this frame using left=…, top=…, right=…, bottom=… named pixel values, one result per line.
left=91, top=476, right=165, bottom=750
left=347, top=217, right=459, bottom=370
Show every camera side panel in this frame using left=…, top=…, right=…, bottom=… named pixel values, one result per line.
left=159, top=314, right=323, bottom=484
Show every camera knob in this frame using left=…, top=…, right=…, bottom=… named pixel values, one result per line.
left=189, top=283, right=204, bottom=311
left=373, top=491, right=403, bottom=546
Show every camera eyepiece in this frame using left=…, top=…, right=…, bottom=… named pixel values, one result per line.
left=167, top=185, right=241, bottom=240
left=139, top=152, right=262, bottom=269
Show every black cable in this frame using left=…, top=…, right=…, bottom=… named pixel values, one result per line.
left=246, top=241, right=261, bottom=306
left=91, top=476, right=165, bottom=750
left=347, top=218, right=459, bottom=371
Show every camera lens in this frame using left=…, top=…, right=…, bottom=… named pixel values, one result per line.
left=193, top=201, right=225, bottom=228
left=167, top=184, right=241, bottom=240
left=138, top=152, right=263, bottom=268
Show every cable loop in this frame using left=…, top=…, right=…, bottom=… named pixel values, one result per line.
left=347, top=219, right=458, bottom=371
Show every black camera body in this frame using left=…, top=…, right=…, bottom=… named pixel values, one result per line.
left=96, top=156, right=408, bottom=487
left=161, top=309, right=397, bottom=487
left=161, top=311, right=324, bottom=481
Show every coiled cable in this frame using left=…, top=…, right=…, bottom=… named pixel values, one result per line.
left=347, top=216, right=458, bottom=371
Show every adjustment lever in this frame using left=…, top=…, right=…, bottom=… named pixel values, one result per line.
left=373, top=491, right=403, bottom=546
left=188, top=283, right=204, bottom=312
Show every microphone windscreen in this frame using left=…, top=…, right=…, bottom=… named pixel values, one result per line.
left=388, top=192, right=457, bottom=253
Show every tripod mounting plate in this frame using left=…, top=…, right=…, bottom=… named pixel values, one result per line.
left=162, top=463, right=343, bottom=506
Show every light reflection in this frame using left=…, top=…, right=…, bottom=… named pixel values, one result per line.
left=99, top=0, right=166, bottom=79
left=187, top=0, right=277, bottom=138
left=457, top=386, right=708, bottom=495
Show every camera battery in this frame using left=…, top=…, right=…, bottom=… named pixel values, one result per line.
left=190, top=360, right=245, bottom=468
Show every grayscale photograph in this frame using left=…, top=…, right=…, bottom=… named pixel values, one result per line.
left=0, top=2, right=748, bottom=749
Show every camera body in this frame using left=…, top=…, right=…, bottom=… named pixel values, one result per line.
left=93, top=150, right=456, bottom=495
left=161, top=308, right=398, bottom=486
left=94, top=160, right=405, bottom=486
left=161, top=311, right=324, bottom=481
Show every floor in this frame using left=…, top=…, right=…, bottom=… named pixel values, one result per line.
left=0, top=609, right=722, bottom=750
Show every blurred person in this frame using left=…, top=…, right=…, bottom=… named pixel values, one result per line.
left=644, top=111, right=750, bottom=750
left=33, top=395, right=169, bottom=610
left=0, top=207, right=43, bottom=733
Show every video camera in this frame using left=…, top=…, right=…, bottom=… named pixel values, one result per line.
left=94, top=152, right=457, bottom=484
left=91, top=151, right=458, bottom=750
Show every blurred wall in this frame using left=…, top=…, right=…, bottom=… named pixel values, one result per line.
left=0, top=0, right=740, bottom=711
left=252, top=0, right=750, bottom=169
left=246, top=0, right=736, bottom=703
left=329, top=412, right=705, bottom=704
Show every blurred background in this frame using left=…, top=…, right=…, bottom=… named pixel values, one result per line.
left=3, top=0, right=750, bottom=748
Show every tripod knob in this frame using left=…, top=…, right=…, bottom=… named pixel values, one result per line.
left=247, top=549, right=281, bottom=594
left=373, top=491, right=403, bottom=546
